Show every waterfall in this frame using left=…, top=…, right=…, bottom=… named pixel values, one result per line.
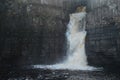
left=64, top=12, right=89, bottom=69
left=32, top=8, right=98, bottom=70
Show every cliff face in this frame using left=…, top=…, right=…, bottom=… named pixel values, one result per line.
left=0, top=0, right=68, bottom=66
left=0, top=0, right=120, bottom=70
left=86, top=0, right=120, bottom=70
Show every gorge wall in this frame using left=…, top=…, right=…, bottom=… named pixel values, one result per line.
left=0, top=0, right=120, bottom=70
left=86, top=0, right=120, bottom=70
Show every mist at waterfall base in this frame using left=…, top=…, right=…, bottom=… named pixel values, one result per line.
left=32, top=12, right=98, bottom=70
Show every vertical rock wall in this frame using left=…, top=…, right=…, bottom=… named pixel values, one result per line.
left=86, top=0, right=120, bottom=69
left=0, top=0, right=67, bottom=66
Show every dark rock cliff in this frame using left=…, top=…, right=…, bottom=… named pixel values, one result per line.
left=0, top=0, right=68, bottom=66
left=86, top=0, right=120, bottom=71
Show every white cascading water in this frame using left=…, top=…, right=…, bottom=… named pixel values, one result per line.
left=33, top=10, right=97, bottom=70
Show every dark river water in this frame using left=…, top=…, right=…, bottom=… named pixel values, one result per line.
left=0, top=66, right=120, bottom=80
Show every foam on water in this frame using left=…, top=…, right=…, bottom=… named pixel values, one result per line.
left=32, top=11, right=99, bottom=70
